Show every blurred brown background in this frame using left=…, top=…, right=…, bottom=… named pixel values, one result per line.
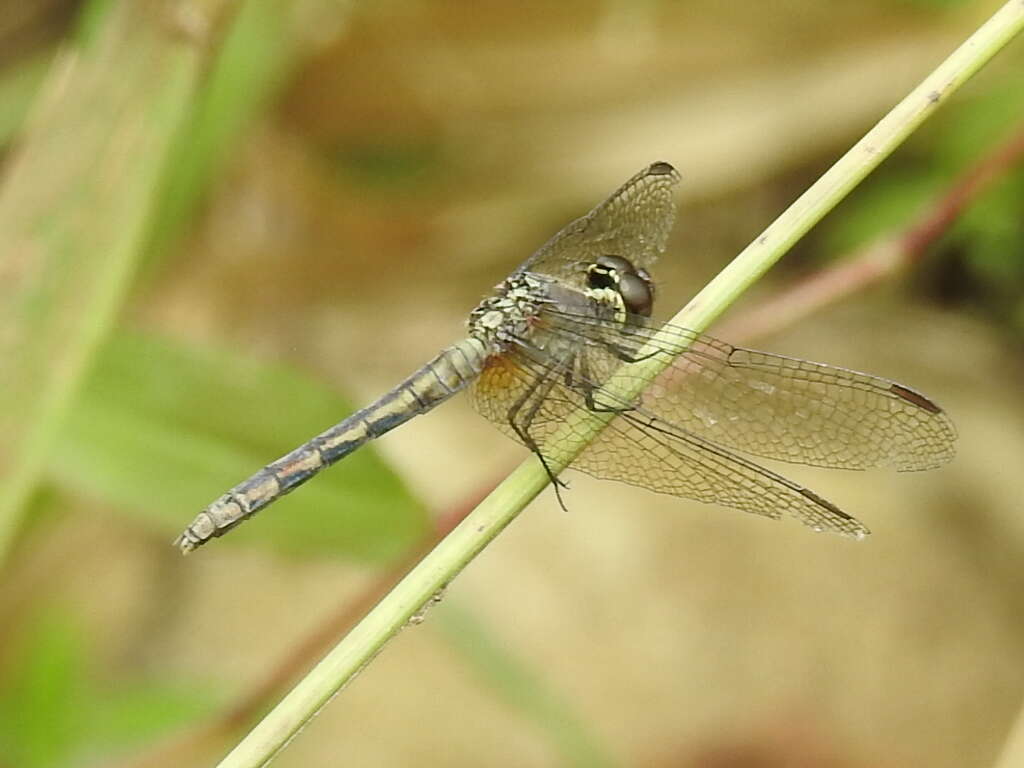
left=1, top=1, right=1023, bottom=767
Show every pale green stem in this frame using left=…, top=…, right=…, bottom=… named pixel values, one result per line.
left=216, top=3, right=1024, bottom=766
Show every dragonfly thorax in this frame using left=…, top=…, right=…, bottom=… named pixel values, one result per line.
left=467, top=272, right=550, bottom=348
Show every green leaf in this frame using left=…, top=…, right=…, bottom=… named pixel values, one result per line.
left=0, top=611, right=84, bottom=768
left=0, top=606, right=214, bottom=765
left=933, top=78, right=1024, bottom=168
left=825, top=171, right=942, bottom=254
left=84, top=682, right=213, bottom=753
left=53, top=329, right=427, bottom=561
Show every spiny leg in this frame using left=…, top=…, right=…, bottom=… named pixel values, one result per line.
left=506, top=358, right=571, bottom=509
left=571, top=348, right=640, bottom=415
left=556, top=320, right=664, bottom=365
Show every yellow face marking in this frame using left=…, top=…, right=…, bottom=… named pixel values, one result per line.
left=583, top=286, right=628, bottom=325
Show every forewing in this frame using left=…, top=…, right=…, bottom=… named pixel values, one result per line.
left=518, top=161, right=681, bottom=289
left=542, top=308, right=958, bottom=471
left=470, top=342, right=869, bottom=537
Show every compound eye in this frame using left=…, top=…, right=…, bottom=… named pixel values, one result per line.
left=594, top=254, right=634, bottom=273
left=618, top=272, right=654, bottom=317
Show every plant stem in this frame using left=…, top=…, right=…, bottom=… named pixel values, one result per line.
left=215, top=3, right=1024, bottom=766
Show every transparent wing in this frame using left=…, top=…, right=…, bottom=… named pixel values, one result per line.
left=579, top=409, right=868, bottom=537
left=540, top=308, right=958, bottom=472
left=470, top=342, right=869, bottom=537
left=517, top=161, right=681, bottom=289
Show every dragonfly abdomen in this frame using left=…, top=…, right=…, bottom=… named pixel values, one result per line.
left=175, top=337, right=487, bottom=553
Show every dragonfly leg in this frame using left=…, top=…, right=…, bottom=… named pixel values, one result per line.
left=571, top=351, right=638, bottom=415
left=598, top=337, right=661, bottom=364
left=506, top=360, right=571, bottom=508
left=558, top=321, right=664, bottom=364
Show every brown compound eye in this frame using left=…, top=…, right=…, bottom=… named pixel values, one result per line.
left=593, top=254, right=634, bottom=273
left=618, top=271, right=654, bottom=317
left=586, top=256, right=655, bottom=317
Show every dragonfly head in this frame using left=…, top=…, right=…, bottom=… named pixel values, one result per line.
left=585, top=255, right=655, bottom=317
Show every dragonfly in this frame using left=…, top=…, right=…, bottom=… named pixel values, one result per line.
left=175, top=161, right=957, bottom=552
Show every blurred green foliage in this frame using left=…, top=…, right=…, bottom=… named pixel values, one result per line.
left=0, top=1, right=1021, bottom=766
left=55, top=329, right=426, bottom=561
left=330, top=137, right=447, bottom=192
left=144, top=0, right=297, bottom=265
left=0, top=0, right=427, bottom=563
left=823, top=76, right=1024, bottom=330
left=0, top=0, right=213, bottom=562
left=0, top=608, right=211, bottom=767
left=438, top=602, right=616, bottom=768
left=0, top=49, right=50, bottom=142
